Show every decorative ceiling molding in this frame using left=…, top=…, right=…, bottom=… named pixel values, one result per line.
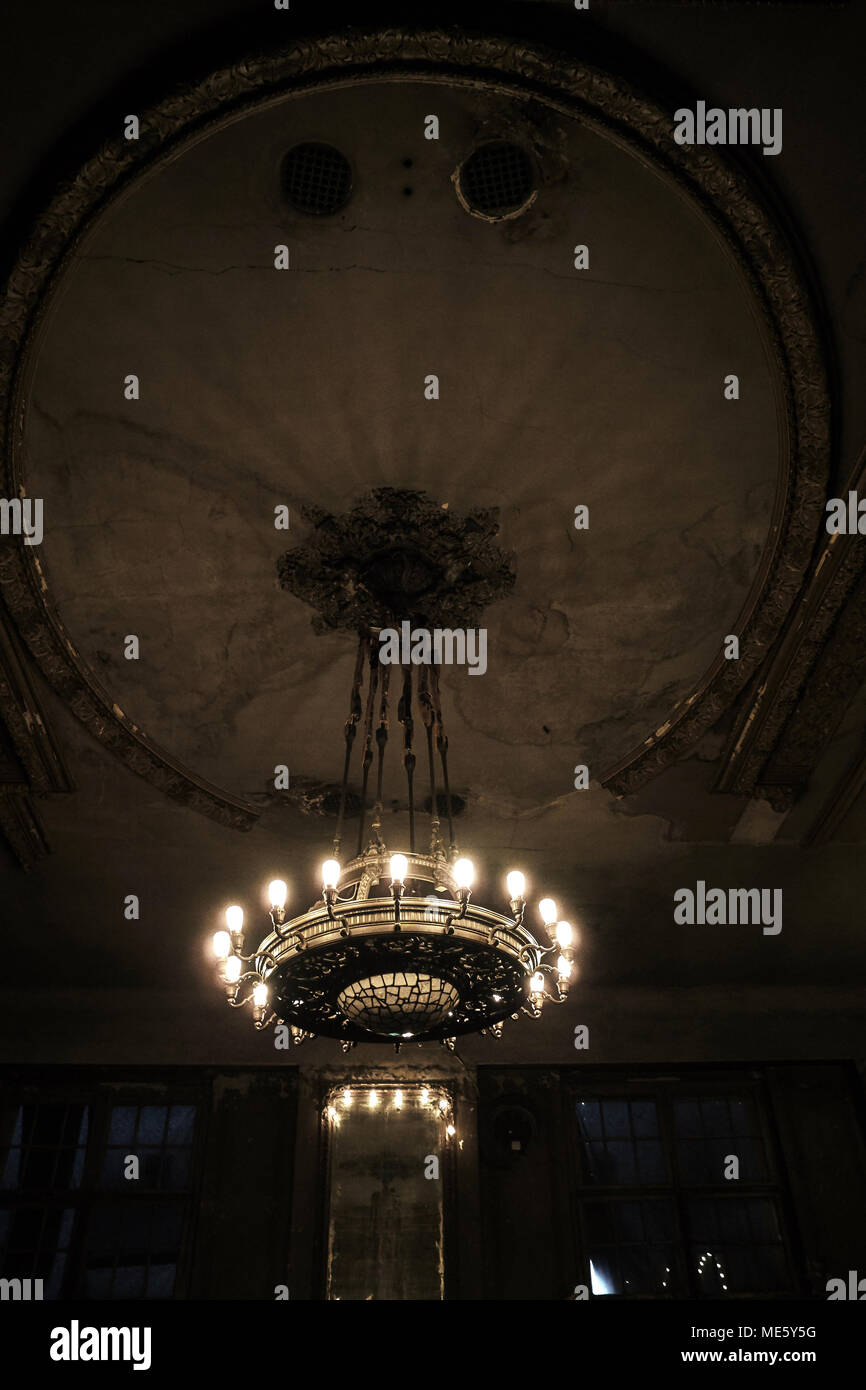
left=278, top=488, right=515, bottom=632
left=804, top=728, right=866, bottom=847
left=0, top=28, right=831, bottom=817
left=0, top=544, right=257, bottom=832
left=715, top=449, right=866, bottom=809
left=0, top=787, right=50, bottom=870
left=0, top=594, right=72, bottom=794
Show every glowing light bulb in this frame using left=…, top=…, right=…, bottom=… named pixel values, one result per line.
left=394, top=1090, right=403, bottom=1110
left=557, top=955, right=573, bottom=979
left=446, top=1124, right=456, bottom=1137
left=321, top=859, right=341, bottom=890
left=531, top=971, right=545, bottom=993
left=224, top=956, right=242, bottom=984
left=212, top=930, right=231, bottom=960
left=420, top=1088, right=429, bottom=1106
left=438, top=1097, right=448, bottom=1113
left=252, top=983, right=268, bottom=1008
left=342, top=1088, right=352, bottom=1108
left=538, top=899, right=557, bottom=926
left=268, top=879, right=287, bottom=910
left=327, top=1106, right=338, bottom=1124
left=368, top=1089, right=379, bottom=1109
left=453, top=857, right=474, bottom=889
left=390, top=854, right=408, bottom=884
left=506, top=870, right=526, bottom=899
left=555, top=920, right=574, bottom=948
left=225, top=905, right=244, bottom=933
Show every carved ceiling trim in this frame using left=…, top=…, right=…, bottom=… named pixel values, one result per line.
left=0, top=29, right=830, bottom=818
left=715, top=449, right=866, bottom=808
left=0, top=788, right=50, bottom=870
left=0, top=595, right=72, bottom=794
left=278, top=488, right=516, bottom=632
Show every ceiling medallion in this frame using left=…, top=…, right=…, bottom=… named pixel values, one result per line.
left=209, top=497, right=577, bottom=1050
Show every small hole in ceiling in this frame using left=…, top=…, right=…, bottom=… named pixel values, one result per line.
left=457, top=141, right=536, bottom=220
left=281, top=142, right=353, bottom=216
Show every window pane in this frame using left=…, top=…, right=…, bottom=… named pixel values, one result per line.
left=136, top=1107, right=168, bottom=1145
left=687, top=1197, right=789, bottom=1294
left=166, top=1106, right=196, bottom=1145
left=576, top=1101, right=602, bottom=1139
left=674, top=1095, right=768, bottom=1183
left=108, top=1106, right=137, bottom=1144
left=585, top=1200, right=679, bottom=1295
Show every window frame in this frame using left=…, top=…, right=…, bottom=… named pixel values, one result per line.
left=0, top=1074, right=208, bottom=1300
left=562, top=1068, right=806, bottom=1299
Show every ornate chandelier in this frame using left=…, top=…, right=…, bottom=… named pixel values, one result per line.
left=207, top=490, right=578, bottom=1051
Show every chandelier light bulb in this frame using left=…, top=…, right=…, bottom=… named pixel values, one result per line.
left=389, top=853, right=409, bottom=884
left=557, top=955, right=573, bottom=979
left=394, top=1090, right=404, bottom=1109
left=453, top=857, right=474, bottom=890
left=321, top=859, right=341, bottom=890
left=506, top=870, right=526, bottom=900
left=252, top=983, right=269, bottom=1008
left=421, top=1088, right=430, bottom=1106
left=538, top=898, right=557, bottom=926
left=212, top=930, right=231, bottom=960
left=369, top=1089, right=379, bottom=1109
left=555, top=920, right=574, bottom=949
left=224, top=956, right=242, bottom=984
left=343, top=1087, right=353, bottom=1108
left=225, top=904, right=244, bottom=933
left=438, top=1097, right=448, bottom=1113
left=268, top=879, right=287, bottom=910
left=531, top=971, right=545, bottom=993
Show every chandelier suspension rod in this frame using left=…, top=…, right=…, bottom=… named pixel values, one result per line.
left=419, top=666, right=440, bottom=856
left=399, top=665, right=416, bottom=853
left=332, top=634, right=366, bottom=858
left=430, top=665, right=455, bottom=853
left=371, top=661, right=390, bottom=847
left=356, top=637, right=380, bottom=856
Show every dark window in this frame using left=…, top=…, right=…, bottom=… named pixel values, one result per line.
left=571, top=1081, right=796, bottom=1298
left=0, top=1091, right=200, bottom=1299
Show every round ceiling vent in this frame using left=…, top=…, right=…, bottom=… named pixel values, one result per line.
left=281, top=142, right=353, bottom=216
left=456, top=141, right=537, bottom=221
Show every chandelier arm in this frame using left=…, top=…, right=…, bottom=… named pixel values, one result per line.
left=228, top=975, right=263, bottom=1007
left=398, top=665, right=416, bottom=853
left=356, top=637, right=380, bottom=856
left=334, top=633, right=366, bottom=859
left=431, top=665, right=455, bottom=853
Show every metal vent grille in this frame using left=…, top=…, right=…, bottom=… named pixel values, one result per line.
left=281, top=143, right=352, bottom=216
left=458, top=141, right=535, bottom=219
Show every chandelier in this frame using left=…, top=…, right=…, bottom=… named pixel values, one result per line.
left=208, top=490, right=579, bottom=1051
left=210, top=631, right=578, bottom=1052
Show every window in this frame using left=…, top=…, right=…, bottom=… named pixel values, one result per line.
left=0, top=1089, right=200, bottom=1299
left=571, top=1080, right=796, bottom=1297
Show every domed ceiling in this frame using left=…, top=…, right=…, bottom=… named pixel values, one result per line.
left=21, top=77, right=780, bottom=821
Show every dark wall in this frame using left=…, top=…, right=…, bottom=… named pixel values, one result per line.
left=2, top=1061, right=865, bottom=1300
